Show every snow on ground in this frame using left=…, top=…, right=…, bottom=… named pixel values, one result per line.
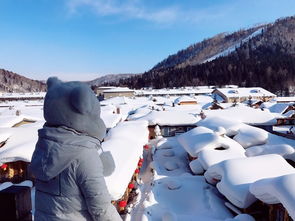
left=146, top=175, right=233, bottom=220
left=203, top=27, right=263, bottom=63
left=204, top=154, right=295, bottom=208
left=152, top=137, right=190, bottom=176
left=130, top=137, right=236, bottom=221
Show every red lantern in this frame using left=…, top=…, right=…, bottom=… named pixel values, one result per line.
left=139, top=158, right=144, bottom=163
left=118, top=200, right=127, bottom=208
left=135, top=169, right=140, bottom=174
left=143, top=144, right=149, bottom=150
left=128, top=183, right=135, bottom=189
left=138, top=162, right=143, bottom=167
left=1, top=164, right=7, bottom=170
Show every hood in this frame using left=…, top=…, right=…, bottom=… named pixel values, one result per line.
left=43, top=77, right=106, bottom=140
left=30, top=126, right=101, bottom=181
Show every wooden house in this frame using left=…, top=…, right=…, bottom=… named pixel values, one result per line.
left=173, top=96, right=198, bottom=105
left=103, top=87, right=135, bottom=99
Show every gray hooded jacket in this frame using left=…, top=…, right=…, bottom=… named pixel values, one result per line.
left=30, top=78, right=121, bottom=221
left=30, top=126, right=122, bottom=221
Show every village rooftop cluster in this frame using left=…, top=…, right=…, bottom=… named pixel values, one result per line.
left=0, top=85, right=295, bottom=220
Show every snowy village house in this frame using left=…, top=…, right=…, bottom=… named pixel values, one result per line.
left=212, top=87, right=276, bottom=103
left=103, top=87, right=135, bottom=99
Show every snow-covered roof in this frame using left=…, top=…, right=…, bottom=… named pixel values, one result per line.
left=0, top=92, right=46, bottom=99
left=173, top=95, right=197, bottom=104
left=204, top=106, right=277, bottom=125
left=136, top=110, right=200, bottom=126
left=214, top=87, right=276, bottom=98
left=249, top=173, right=295, bottom=220
left=103, top=87, right=134, bottom=93
left=0, top=126, right=39, bottom=164
left=267, top=103, right=291, bottom=114
left=127, top=105, right=152, bottom=121
left=101, top=112, right=122, bottom=129
left=197, top=116, right=243, bottom=136
left=177, top=126, right=245, bottom=158
left=204, top=154, right=295, bottom=208
left=246, top=144, right=295, bottom=158
left=102, top=120, right=149, bottom=200
left=233, top=126, right=268, bottom=148
left=101, top=96, right=128, bottom=105
left=274, top=97, right=295, bottom=103
left=135, top=87, right=213, bottom=96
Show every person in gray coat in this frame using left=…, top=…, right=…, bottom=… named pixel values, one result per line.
left=30, top=77, right=122, bottom=221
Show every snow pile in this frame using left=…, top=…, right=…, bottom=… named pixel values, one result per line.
left=0, top=127, right=39, bottom=164
left=177, top=126, right=245, bottom=160
left=137, top=110, right=199, bottom=126
left=244, top=133, right=295, bottom=160
left=204, top=154, right=295, bottom=208
left=233, top=126, right=268, bottom=148
left=246, top=144, right=294, bottom=158
left=197, top=144, right=246, bottom=171
left=249, top=173, right=295, bottom=220
left=197, top=116, right=243, bottom=137
left=102, top=120, right=149, bottom=200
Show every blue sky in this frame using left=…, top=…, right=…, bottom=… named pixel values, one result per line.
left=0, top=0, right=294, bottom=81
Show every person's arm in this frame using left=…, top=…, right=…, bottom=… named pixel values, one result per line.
left=76, top=149, right=122, bottom=221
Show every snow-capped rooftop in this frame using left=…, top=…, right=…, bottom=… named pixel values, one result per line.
left=205, top=154, right=295, bottom=208
left=103, top=87, right=134, bottom=93
left=215, top=87, right=276, bottom=98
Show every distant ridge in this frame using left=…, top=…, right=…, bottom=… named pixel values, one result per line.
left=0, top=69, right=46, bottom=92
left=152, top=25, right=266, bottom=71
left=87, top=73, right=139, bottom=86
left=118, top=16, right=295, bottom=96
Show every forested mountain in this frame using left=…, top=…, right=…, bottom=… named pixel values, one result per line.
left=0, top=69, right=46, bottom=92
left=87, top=73, right=139, bottom=86
left=152, top=25, right=266, bottom=70
left=118, top=16, right=295, bottom=96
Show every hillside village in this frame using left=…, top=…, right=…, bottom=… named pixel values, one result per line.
left=0, top=86, right=295, bottom=220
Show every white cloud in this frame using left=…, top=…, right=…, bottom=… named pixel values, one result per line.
left=66, top=0, right=176, bottom=23
left=65, top=0, right=228, bottom=24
